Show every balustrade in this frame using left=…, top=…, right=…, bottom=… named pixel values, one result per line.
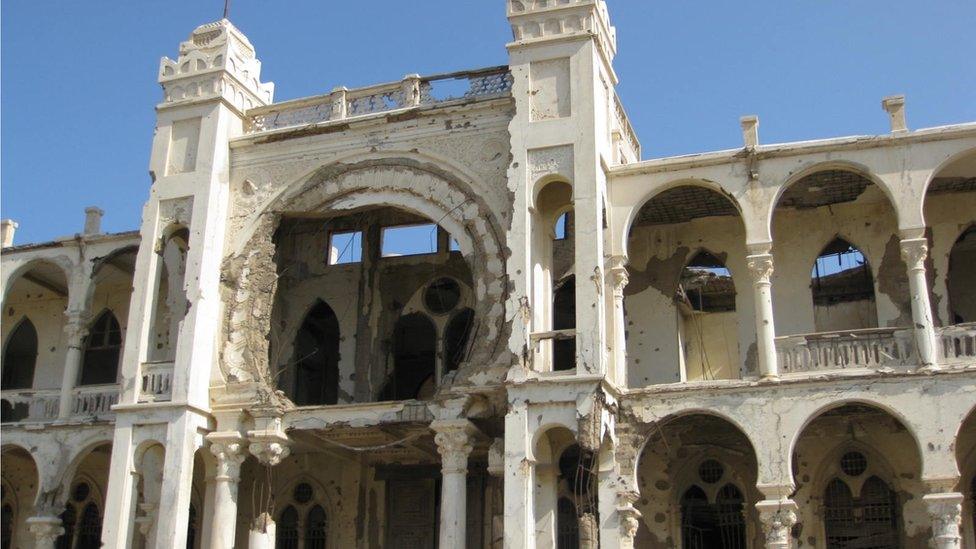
left=249, top=66, right=513, bottom=132
left=1, top=385, right=121, bottom=423
left=775, top=327, right=915, bottom=374
left=140, top=361, right=174, bottom=402
left=71, top=384, right=119, bottom=416
left=937, top=322, right=976, bottom=365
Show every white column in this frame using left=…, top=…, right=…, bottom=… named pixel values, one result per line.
left=756, top=498, right=798, bottom=549
left=747, top=251, right=779, bottom=380
left=609, top=256, right=630, bottom=387
left=432, top=420, right=477, bottom=549
left=504, top=400, right=534, bottom=549
left=207, top=433, right=247, bottom=549
left=900, top=237, right=940, bottom=368
left=923, top=492, right=964, bottom=549
left=27, top=516, right=63, bottom=549
left=57, top=311, right=89, bottom=418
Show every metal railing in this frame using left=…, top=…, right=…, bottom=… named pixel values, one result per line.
left=248, top=66, right=513, bottom=133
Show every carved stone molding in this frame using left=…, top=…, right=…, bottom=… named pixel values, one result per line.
left=431, top=420, right=478, bottom=475
left=609, top=256, right=629, bottom=299
left=746, top=253, right=775, bottom=285
left=616, top=490, right=642, bottom=543
left=27, top=516, right=64, bottom=546
left=528, top=145, right=574, bottom=185
left=208, top=432, right=248, bottom=482
left=923, top=492, right=963, bottom=548
left=900, top=237, right=929, bottom=272
left=756, top=499, right=798, bottom=549
left=487, top=437, right=505, bottom=477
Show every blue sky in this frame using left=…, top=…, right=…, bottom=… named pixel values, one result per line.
left=2, top=1, right=974, bottom=244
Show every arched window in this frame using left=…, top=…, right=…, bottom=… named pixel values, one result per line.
left=678, top=251, right=738, bottom=381
left=444, top=308, right=475, bottom=372
left=304, top=505, right=327, bottom=549
left=380, top=313, right=436, bottom=401
left=680, top=483, right=746, bottom=549
left=80, top=311, right=122, bottom=385
left=811, top=238, right=877, bottom=332
left=947, top=226, right=976, bottom=324
left=556, top=497, right=579, bottom=549
left=276, top=505, right=299, bottom=549
left=56, top=503, right=76, bottom=549
left=288, top=301, right=340, bottom=406
left=76, top=503, right=101, bottom=549
left=824, top=476, right=898, bottom=548
left=2, top=318, right=38, bottom=390
left=552, top=276, right=576, bottom=371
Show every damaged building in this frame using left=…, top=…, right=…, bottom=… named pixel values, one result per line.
left=2, top=1, right=976, bottom=548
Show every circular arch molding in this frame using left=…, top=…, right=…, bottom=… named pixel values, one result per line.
left=621, top=179, right=745, bottom=259
left=220, top=158, right=509, bottom=388
left=1, top=256, right=74, bottom=305
left=766, top=161, right=899, bottom=242
left=920, top=147, right=976, bottom=227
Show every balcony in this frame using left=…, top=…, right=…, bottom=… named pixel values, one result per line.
left=140, top=360, right=174, bottom=402
left=775, top=327, right=916, bottom=375
left=0, top=385, right=119, bottom=424
left=937, top=322, right=976, bottom=366
left=71, top=384, right=120, bottom=416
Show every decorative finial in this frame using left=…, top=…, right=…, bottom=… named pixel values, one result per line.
left=223, top=0, right=231, bottom=20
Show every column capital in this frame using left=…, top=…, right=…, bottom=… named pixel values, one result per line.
left=608, top=255, right=629, bottom=297
left=900, top=237, right=929, bottom=271
left=616, top=490, right=643, bottom=541
left=27, top=516, right=64, bottom=545
left=248, top=434, right=291, bottom=467
left=746, top=253, right=775, bottom=284
left=431, top=419, right=478, bottom=474
left=487, top=437, right=505, bottom=477
left=207, top=432, right=248, bottom=481
left=756, top=498, right=798, bottom=549
left=922, top=492, right=963, bottom=548
left=63, top=310, right=91, bottom=343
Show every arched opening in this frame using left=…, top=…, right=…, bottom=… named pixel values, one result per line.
left=135, top=443, right=165, bottom=546
left=552, top=276, right=576, bottom=371
left=444, top=307, right=475, bottom=373
left=635, top=413, right=760, bottom=548
left=148, top=228, right=189, bottom=363
left=80, top=311, right=122, bottom=386
left=955, top=407, right=976, bottom=547
left=810, top=237, right=878, bottom=333
left=269, top=203, right=477, bottom=404
left=946, top=226, right=976, bottom=324
left=678, top=251, right=739, bottom=381
left=0, top=447, right=37, bottom=548
left=531, top=180, right=576, bottom=372
left=304, top=505, right=327, bottom=548
left=626, top=185, right=746, bottom=385
left=277, top=505, right=299, bottom=549
left=773, top=169, right=902, bottom=337
left=556, top=497, right=579, bottom=549
left=56, top=444, right=111, bottom=549
left=281, top=301, right=340, bottom=406
left=1, top=318, right=38, bottom=390
left=380, top=312, right=436, bottom=401
left=680, top=483, right=746, bottom=549
left=792, top=403, right=920, bottom=549
left=533, top=426, right=579, bottom=547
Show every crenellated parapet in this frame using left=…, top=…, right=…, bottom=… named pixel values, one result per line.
left=158, top=19, right=273, bottom=112
left=507, top=0, right=616, bottom=63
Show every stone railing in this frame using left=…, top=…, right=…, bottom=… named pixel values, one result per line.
left=612, top=91, right=641, bottom=159
left=937, top=322, right=976, bottom=366
left=71, top=384, right=120, bottom=416
left=248, top=66, right=513, bottom=132
left=140, top=361, right=174, bottom=402
left=0, top=388, right=59, bottom=422
left=776, top=327, right=915, bottom=374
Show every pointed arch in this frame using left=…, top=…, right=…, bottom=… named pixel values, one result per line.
left=276, top=505, right=299, bottom=549
left=304, top=504, right=327, bottom=549
left=810, top=236, right=878, bottom=332
left=947, top=224, right=976, bottom=323
left=285, top=300, right=340, bottom=406
left=80, top=310, right=122, bottom=386
left=444, top=307, right=475, bottom=373
left=1, top=318, right=37, bottom=390
left=380, top=312, right=436, bottom=401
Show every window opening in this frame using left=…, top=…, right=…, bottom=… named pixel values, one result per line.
left=554, top=212, right=569, bottom=240
left=381, top=224, right=438, bottom=257
left=680, top=484, right=746, bottom=549
left=293, top=483, right=314, bottom=505
left=680, top=251, right=735, bottom=313
left=276, top=505, right=299, bottom=549
left=947, top=226, right=976, bottom=323
left=328, top=230, right=363, bottom=265
left=424, top=278, right=461, bottom=315
left=698, top=460, right=725, bottom=484
left=380, top=313, right=436, bottom=401
left=840, top=451, right=867, bottom=477
left=811, top=238, right=877, bottom=333
left=444, top=308, right=475, bottom=372
left=2, top=318, right=38, bottom=390
left=286, top=301, right=340, bottom=406
left=305, top=505, right=327, bottom=549
left=56, top=503, right=76, bottom=549
left=80, top=311, right=122, bottom=385
left=556, top=497, right=579, bottom=549
left=824, top=476, right=898, bottom=548
left=75, top=503, right=101, bottom=549
left=552, top=276, right=576, bottom=371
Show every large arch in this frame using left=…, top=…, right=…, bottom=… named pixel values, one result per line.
left=220, top=158, right=509, bottom=391
left=0, top=446, right=37, bottom=549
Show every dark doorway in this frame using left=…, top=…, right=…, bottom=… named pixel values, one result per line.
left=553, top=276, right=576, bottom=371
left=80, top=311, right=122, bottom=385
left=380, top=313, right=436, bottom=400
left=288, top=301, right=340, bottom=406
left=2, top=318, right=37, bottom=390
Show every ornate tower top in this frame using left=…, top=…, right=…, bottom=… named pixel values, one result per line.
left=507, top=0, right=616, bottom=61
left=158, top=19, right=274, bottom=112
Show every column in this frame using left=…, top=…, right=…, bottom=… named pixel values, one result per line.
left=923, top=492, right=963, bottom=549
left=27, top=516, right=63, bottom=549
left=504, top=400, right=534, bottom=548
left=746, top=250, right=779, bottom=380
left=207, top=433, right=247, bottom=549
left=609, top=256, right=630, bottom=386
left=432, top=419, right=477, bottom=549
left=756, top=498, right=798, bottom=549
left=616, top=491, right=642, bottom=549
left=900, top=237, right=940, bottom=368
left=58, top=311, right=90, bottom=418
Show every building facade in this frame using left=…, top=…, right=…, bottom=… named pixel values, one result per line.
left=2, top=1, right=975, bottom=548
